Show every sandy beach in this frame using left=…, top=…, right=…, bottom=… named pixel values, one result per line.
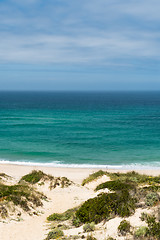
left=0, top=164, right=160, bottom=240
left=0, top=163, right=160, bottom=182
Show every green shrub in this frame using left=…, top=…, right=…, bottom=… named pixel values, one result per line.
left=95, top=180, right=135, bottom=191
left=61, top=177, right=71, bottom=188
left=21, top=170, right=49, bottom=184
left=83, top=222, right=95, bottom=232
left=76, top=193, right=116, bottom=223
left=140, top=212, right=148, bottom=221
left=107, top=237, right=116, bottom=240
left=0, top=183, right=45, bottom=213
left=0, top=205, right=8, bottom=218
left=0, top=173, right=10, bottom=181
left=47, top=208, right=77, bottom=221
left=118, top=220, right=131, bottom=236
left=76, top=190, right=136, bottom=224
left=140, top=214, right=160, bottom=239
left=145, top=192, right=159, bottom=206
left=115, top=189, right=136, bottom=217
left=134, top=226, right=147, bottom=239
left=45, top=228, right=64, bottom=240
left=145, top=215, right=160, bottom=239
left=142, top=185, right=160, bottom=192
left=72, top=216, right=82, bottom=227
left=0, top=173, right=9, bottom=177
left=108, top=171, right=160, bottom=185
left=82, top=170, right=106, bottom=186
left=71, top=236, right=79, bottom=240
left=47, top=213, right=66, bottom=221
left=86, top=236, right=97, bottom=240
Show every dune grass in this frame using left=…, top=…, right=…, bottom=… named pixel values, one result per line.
left=107, top=171, right=160, bottom=184
left=20, top=170, right=54, bottom=184
left=82, top=170, right=107, bottom=186
left=20, top=170, right=72, bottom=189
left=0, top=182, right=46, bottom=217
left=47, top=207, right=78, bottom=222
left=95, top=180, right=136, bottom=191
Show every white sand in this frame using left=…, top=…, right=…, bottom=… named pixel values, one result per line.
left=0, top=164, right=159, bottom=240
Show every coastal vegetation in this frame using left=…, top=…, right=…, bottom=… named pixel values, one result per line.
left=47, top=207, right=78, bottom=222
left=46, top=170, right=160, bottom=239
left=86, top=236, right=97, bottom=240
left=20, top=170, right=53, bottom=184
left=1, top=169, right=160, bottom=239
left=0, top=171, right=72, bottom=220
left=0, top=173, right=11, bottom=181
left=45, top=228, right=64, bottom=240
left=118, top=220, right=131, bottom=236
left=83, top=222, right=95, bottom=232
left=82, top=170, right=160, bottom=186
left=95, top=179, right=135, bottom=191
left=76, top=190, right=136, bottom=223
left=0, top=181, right=46, bottom=218
left=82, top=170, right=106, bottom=186
left=20, top=170, right=72, bottom=188
left=107, top=171, right=160, bottom=185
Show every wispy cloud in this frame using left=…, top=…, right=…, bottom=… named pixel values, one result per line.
left=0, top=0, right=160, bottom=69
left=0, top=31, right=159, bottom=67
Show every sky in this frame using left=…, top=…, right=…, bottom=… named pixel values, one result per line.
left=0, top=0, right=160, bottom=91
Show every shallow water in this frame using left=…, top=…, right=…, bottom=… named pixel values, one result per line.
left=0, top=91, right=160, bottom=169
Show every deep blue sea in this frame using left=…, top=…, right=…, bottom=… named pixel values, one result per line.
left=1, top=91, right=160, bottom=169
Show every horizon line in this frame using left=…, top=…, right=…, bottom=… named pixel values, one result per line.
left=1, top=90, right=160, bottom=93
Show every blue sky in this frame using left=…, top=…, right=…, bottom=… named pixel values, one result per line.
left=0, top=0, right=160, bottom=90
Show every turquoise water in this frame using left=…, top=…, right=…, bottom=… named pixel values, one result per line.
left=0, top=91, right=160, bottom=169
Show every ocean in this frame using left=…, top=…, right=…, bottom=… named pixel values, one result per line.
left=0, top=91, right=160, bottom=169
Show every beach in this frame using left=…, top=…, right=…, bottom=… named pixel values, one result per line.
left=0, top=164, right=160, bottom=240
left=0, top=163, right=160, bottom=181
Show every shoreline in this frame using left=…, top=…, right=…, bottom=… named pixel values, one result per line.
left=1, top=160, right=160, bottom=169
left=1, top=160, right=160, bottom=171
left=0, top=163, right=160, bottom=182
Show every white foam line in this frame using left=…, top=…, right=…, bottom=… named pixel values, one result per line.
left=0, top=159, right=160, bottom=170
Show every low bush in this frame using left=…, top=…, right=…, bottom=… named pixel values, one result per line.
left=118, top=220, right=131, bottom=236
left=134, top=226, right=148, bottom=239
left=145, top=215, right=160, bottom=239
left=76, top=193, right=116, bottom=223
left=142, top=185, right=160, bottom=192
left=0, top=205, right=8, bottom=218
left=140, top=213, right=160, bottom=239
left=20, top=170, right=53, bottom=184
left=0, top=183, right=45, bottom=214
left=0, top=173, right=10, bottom=181
left=108, top=171, right=160, bottom=185
left=45, top=228, right=64, bottom=240
left=47, top=207, right=77, bottom=222
left=140, top=212, right=148, bottom=221
left=47, top=213, right=67, bottom=221
left=76, top=190, right=136, bottom=223
left=145, top=192, right=159, bottom=206
left=86, top=236, right=97, bottom=240
left=95, top=180, right=135, bottom=191
left=83, top=222, right=95, bottom=232
left=21, top=171, right=72, bottom=189
left=61, top=177, right=71, bottom=188
left=72, top=216, right=82, bottom=227
left=82, top=170, right=106, bottom=186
